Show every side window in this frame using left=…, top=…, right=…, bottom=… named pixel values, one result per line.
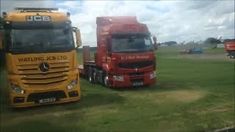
left=144, top=37, right=153, bottom=50
left=144, top=37, right=152, bottom=46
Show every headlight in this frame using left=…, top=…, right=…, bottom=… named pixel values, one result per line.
left=67, top=80, right=77, bottom=90
left=150, top=71, right=156, bottom=79
left=11, top=84, right=25, bottom=94
left=113, top=75, right=124, bottom=81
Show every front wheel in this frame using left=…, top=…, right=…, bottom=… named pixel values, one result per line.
left=103, top=74, right=110, bottom=87
left=88, top=67, right=94, bottom=83
left=88, top=74, right=93, bottom=83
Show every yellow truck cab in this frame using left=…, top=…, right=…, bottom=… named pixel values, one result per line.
left=0, top=8, right=82, bottom=107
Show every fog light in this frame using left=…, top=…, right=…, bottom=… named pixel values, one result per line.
left=67, top=80, right=77, bottom=90
left=13, top=97, right=25, bottom=103
left=150, top=71, right=156, bottom=79
left=68, top=91, right=78, bottom=97
left=11, top=84, right=25, bottom=94
left=113, top=75, right=124, bottom=81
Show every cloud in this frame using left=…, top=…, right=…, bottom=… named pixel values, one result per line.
left=63, top=0, right=234, bottom=46
left=1, top=0, right=56, bottom=13
left=1, top=0, right=234, bottom=46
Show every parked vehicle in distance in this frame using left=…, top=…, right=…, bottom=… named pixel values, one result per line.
left=79, top=16, right=157, bottom=88
left=180, top=47, right=203, bottom=54
left=0, top=8, right=82, bottom=107
left=224, top=39, right=235, bottom=58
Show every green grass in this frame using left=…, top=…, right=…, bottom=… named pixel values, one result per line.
left=0, top=47, right=234, bottom=132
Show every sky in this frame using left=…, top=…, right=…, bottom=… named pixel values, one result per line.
left=1, top=0, right=234, bottom=46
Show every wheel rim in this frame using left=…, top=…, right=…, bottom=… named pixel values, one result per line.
left=88, top=75, right=92, bottom=82
left=104, top=76, right=109, bottom=86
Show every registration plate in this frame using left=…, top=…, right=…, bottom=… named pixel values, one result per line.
left=132, top=82, right=143, bottom=86
left=38, top=98, right=56, bottom=104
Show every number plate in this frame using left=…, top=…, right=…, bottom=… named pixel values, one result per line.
left=38, top=98, right=56, bottom=104
left=132, top=82, right=143, bottom=86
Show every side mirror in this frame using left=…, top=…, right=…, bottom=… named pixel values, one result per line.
left=107, top=37, right=111, bottom=53
left=152, top=35, right=158, bottom=50
left=73, top=27, right=82, bottom=48
left=0, top=31, right=3, bottom=51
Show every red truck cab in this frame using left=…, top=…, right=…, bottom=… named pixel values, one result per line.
left=224, top=39, right=235, bottom=58
left=81, top=16, right=156, bottom=88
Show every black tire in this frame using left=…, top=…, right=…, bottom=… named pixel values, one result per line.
left=88, top=67, right=94, bottom=83
left=92, top=71, right=97, bottom=83
left=102, top=73, right=110, bottom=87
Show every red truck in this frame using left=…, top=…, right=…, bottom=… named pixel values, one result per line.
left=79, top=16, right=156, bottom=87
left=224, top=39, right=235, bottom=58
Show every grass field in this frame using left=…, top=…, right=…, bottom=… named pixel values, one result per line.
left=0, top=47, right=234, bottom=132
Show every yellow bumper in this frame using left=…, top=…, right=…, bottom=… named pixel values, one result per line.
left=10, top=86, right=81, bottom=108
left=11, top=95, right=80, bottom=108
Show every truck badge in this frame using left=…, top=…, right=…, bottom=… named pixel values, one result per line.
left=135, top=68, right=138, bottom=72
left=39, top=62, right=50, bottom=72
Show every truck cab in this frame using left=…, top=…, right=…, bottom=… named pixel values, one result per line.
left=0, top=8, right=82, bottom=107
left=224, top=39, right=235, bottom=58
left=81, top=16, right=156, bottom=88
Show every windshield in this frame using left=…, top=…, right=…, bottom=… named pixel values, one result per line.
left=8, top=28, right=75, bottom=53
left=111, top=34, right=153, bottom=53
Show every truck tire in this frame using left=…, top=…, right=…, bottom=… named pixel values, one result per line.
left=92, top=71, right=97, bottom=83
left=88, top=67, right=94, bottom=83
left=103, top=74, right=110, bottom=87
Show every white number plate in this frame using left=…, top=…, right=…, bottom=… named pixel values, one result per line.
left=132, top=82, right=143, bottom=86
left=39, top=98, right=56, bottom=104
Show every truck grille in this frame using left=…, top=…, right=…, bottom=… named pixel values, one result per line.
left=118, top=61, right=153, bottom=69
left=129, top=72, right=144, bottom=79
left=17, top=62, right=69, bottom=85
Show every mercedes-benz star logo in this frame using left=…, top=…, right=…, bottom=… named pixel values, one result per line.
left=39, top=62, right=50, bottom=72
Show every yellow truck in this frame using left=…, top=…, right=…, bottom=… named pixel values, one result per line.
left=0, top=8, right=82, bottom=107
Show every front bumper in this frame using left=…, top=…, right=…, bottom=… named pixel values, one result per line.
left=9, top=84, right=80, bottom=108
left=108, top=71, right=156, bottom=88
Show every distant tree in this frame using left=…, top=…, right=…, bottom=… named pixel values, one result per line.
left=224, top=39, right=235, bottom=43
left=161, top=41, right=177, bottom=46
left=0, top=17, right=3, bottom=28
left=204, top=37, right=221, bottom=49
left=0, top=17, right=3, bottom=59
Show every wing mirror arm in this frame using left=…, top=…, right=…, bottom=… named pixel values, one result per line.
left=0, top=31, right=3, bottom=51
left=73, top=27, right=82, bottom=48
left=152, top=35, right=158, bottom=50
